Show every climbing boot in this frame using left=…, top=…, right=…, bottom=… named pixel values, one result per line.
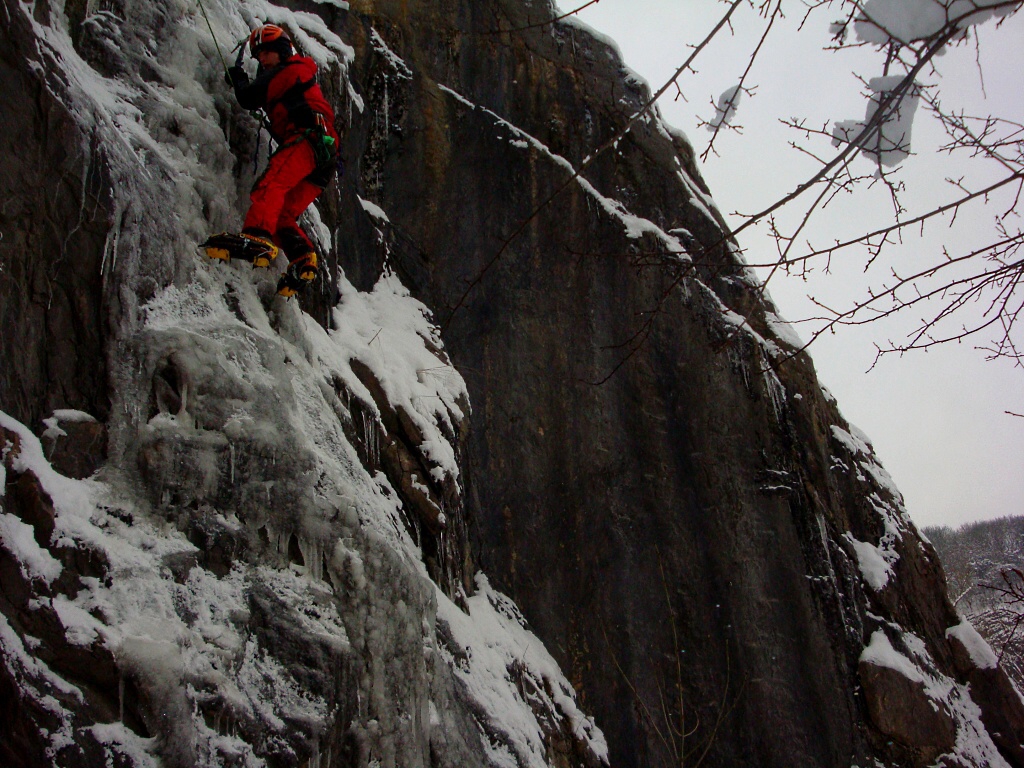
left=201, top=232, right=238, bottom=261
left=201, top=231, right=279, bottom=267
left=235, top=231, right=279, bottom=268
left=276, top=252, right=319, bottom=297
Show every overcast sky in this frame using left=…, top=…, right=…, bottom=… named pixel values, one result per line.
left=564, top=1, right=1024, bottom=530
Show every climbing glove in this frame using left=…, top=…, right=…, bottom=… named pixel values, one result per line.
left=225, top=66, right=248, bottom=89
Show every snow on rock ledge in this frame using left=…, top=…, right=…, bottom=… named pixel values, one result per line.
left=947, top=620, right=999, bottom=672
left=436, top=575, right=609, bottom=768
left=859, top=629, right=1010, bottom=765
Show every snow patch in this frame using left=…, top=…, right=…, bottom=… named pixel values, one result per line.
left=846, top=534, right=897, bottom=591
left=831, top=424, right=905, bottom=504
left=833, top=76, right=921, bottom=168
left=323, top=270, right=469, bottom=484
left=359, top=196, right=391, bottom=223
left=764, top=309, right=805, bottom=350
left=41, top=409, right=98, bottom=441
left=947, top=620, right=999, bottom=670
left=369, top=27, right=412, bottom=79
left=437, top=575, right=610, bottom=767
left=0, top=511, right=63, bottom=586
left=860, top=628, right=1012, bottom=766
left=86, top=723, right=159, bottom=767
left=861, top=629, right=927, bottom=681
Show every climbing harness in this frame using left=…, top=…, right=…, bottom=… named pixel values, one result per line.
left=306, top=115, right=337, bottom=168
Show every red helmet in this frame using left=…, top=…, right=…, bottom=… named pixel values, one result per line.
left=249, top=24, right=292, bottom=58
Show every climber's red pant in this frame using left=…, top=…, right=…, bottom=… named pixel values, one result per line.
left=243, top=139, right=324, bottom=258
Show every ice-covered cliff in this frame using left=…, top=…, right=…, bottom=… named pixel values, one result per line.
left=0, top=0, right=606, bottom=766
left=2, top=0, right=1023, bottom=766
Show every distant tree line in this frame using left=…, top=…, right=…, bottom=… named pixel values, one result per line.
left=925, top=515, right=1024, bottom=687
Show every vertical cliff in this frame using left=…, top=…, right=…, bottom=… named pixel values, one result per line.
left=1, top=0, right=1022, bottom=767
left=337, top=1, right=1024, bottom=766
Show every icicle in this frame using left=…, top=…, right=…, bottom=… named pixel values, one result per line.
left=817, top=514, right=849, bottom=632
left=360, top=411, right=380, bottom=468
left=439, top=528, right=450, bottom=588
left=364, top=412, right=371, bottom=465
left=299, top=538, right=325, bottom=581
left=100, top=210, right=122, bottom=277
left=763, top=369, right=787, bottom=425
left=266, top=524, right=282, bottom=556
left=310, top=737, right=321, bottom=768
left=372, top=418, right=379, bottom=467
left=229, top=441, right=235, bottom=485
left=118, top=673, right=125, bottom=723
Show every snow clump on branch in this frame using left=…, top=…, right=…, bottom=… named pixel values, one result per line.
left=832, top=75, right=921, bottom=167
left=707, top=84, right=743, bottom=132
left=853, top=0, right=1017, bottom=45
left=831, top=0, right=1016, bottom=168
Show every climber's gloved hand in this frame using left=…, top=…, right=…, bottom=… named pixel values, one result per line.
left=225, top=66, right=248, bottom=89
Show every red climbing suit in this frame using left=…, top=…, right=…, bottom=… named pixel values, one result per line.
left=231, top=55, right=339, bottom=259
left=244, top=140, right=324, bottom=256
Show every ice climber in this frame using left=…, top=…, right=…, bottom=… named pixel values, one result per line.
left=203, top=23, right=339, bottom=297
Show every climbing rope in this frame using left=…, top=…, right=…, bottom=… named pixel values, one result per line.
left=194, top=0, right=230, bottom=77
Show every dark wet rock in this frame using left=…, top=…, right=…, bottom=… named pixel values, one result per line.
left=0, top=12, right=110, bottom=434
left=40, top=412, right=107, bottom=480
left=859, top=657, right=957, bottom=753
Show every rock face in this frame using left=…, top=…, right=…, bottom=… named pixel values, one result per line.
left=336, top=2, right=1024, bottom=767
left=1, top=0, right=1023, bottom=767
left=859, top=643, right=958, bottom=758
left=0, top=6, right=111, bottom=436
